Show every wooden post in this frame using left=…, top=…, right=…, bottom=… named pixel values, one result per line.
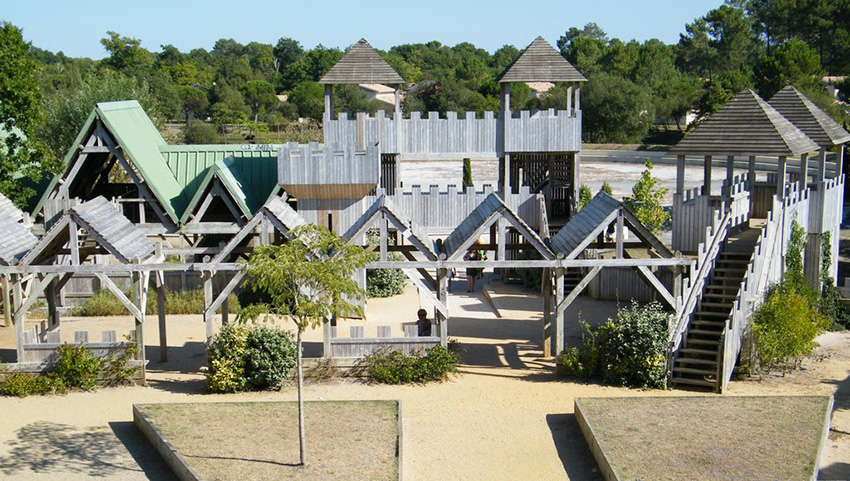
left=676, top=155, right=685, bottom=195
left=156, top=271, right=167, bottom=363
left=615, top=210, right=624, bottom=259
left=800, top=152, right=810, bottom=191
left=497, top=218, right=506, bottom=261
left=542, top=267, right=552, bottom=358
left=203, top=271, right=214, bottom=339
left=379, top=217, right=388, bottom=262
left=748, top=155, right=757, bottom=213
left=554, top=267, right=565, bottom=356
left=2, top=275, right=11, bottom=328
left=777, top=156, right=787, bottom=199
left=574, top=85, right=580, bottom=111
left=437, top=268, right=448, bottom=346
left=817, top=148, right=827, bottom=184
left=323, top=316, right=332, bottom=358
left=838, top=144, right=845, bottom=179
left=703, top=155, right=712, bottom=195
left=724, top=155, right=735, bottom=200
left=324, top=84, right=333, bottom=123
left=46, top=280, right=58, bottom=328
left=12, top=274, right=24, bottom=362
left=133, top=270, right=147, bottom=377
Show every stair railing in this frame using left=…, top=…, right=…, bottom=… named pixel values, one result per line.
left=667, top=208, right=731, bottom=367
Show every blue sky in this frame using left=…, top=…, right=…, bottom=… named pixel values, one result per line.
left=3, top=0, right=725, bottom=58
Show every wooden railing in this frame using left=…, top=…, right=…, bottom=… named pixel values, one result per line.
left=668, top=209, right=730, bottom=368
left=328, top=325, right=440, bottom=358
left=723, top=174, right=751, bottom=229
left=674, top=175, right=750, bottom=253
left=323, top=109, right=581, bottom=159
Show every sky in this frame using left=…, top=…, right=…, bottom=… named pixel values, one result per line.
left=2, top=0, right=725, bottom=58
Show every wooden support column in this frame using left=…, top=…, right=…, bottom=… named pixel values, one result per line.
left=748, top=155, right=757, bottom=212
left=497, top=218, right=506, bottom=261
left=724, top=155, right=735, bottom=200
left=800, top=152, right=810, bottom=191
left=2, top=275, right=10, bottom=328
left=155, top=271, right=167, bottom=363
left=12, top=274, right=24, bottom=362
left=554, top=267, right=565, bottom=356
left=777, top=156, right=787, bottom=199
left=676, top=155, right=686, bottom=195
left=323, top=315, right=333, bottom=358
left=673, top=264, right=683, bottom=319
left=817, top=148, right=827, bottom=184
left=379, top=217, right=388, bottom=262
left=838, top=144, right=845, bottom=179
left=203, top=271, right=214, bottom=339
left=615, top=210, right=625, bottom=259
left=46, top=280, right=58, bottom=328
left=574, top=85, right=580, bottom=112
left=703, top=155, right=713, bottom=195
left=542, top=267, right=552, bottom=358
left=324, top=84, right=333, bottom=123
left=437, top=268, right=448, bottom=346
left=133, top=269, right=148, bottom=376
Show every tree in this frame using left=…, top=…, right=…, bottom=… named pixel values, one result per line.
left=288, top=82, right=324, bottom=121
left=753, top=38, right=823, bottom=99
left=567, top=72, right=654, bottom=143
left=183, top=119, right=219, bottom=144
left=578, top=185, right=592, bottom=209
left=0, top=22, right=51, bottom=207
left=240, top=80, right=277, bottom=121
left=241, top=224, right=370, bottom=466
left=100, top=31, right=154, bottom=77
left=176, top=85, right=209, bottom=121
left=625, top=160, right=670, bottom=233
left=273, top=37, right=304, bottom=72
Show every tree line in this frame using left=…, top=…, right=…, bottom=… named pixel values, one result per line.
left=1, top=0, right=849, bottom=206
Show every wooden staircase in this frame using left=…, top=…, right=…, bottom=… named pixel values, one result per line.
left=671, top=250, right=751, bottom=390
left=563, top=268, right=584, bottom=296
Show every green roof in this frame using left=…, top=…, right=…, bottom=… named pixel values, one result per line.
left=34, top=101, right=287, bottom=225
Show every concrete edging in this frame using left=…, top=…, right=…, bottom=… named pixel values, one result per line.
left=482, top=282, right=502, bottom=318
left=813, top=395, right=835, bottom=481
left=133, top=404, right=204, bottom=481
left=574, top=398, right=621, bottom=481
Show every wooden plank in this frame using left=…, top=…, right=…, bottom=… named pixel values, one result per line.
left=635, top=266, right=677, bottom=308
left=95, top=273, right=142, bottom=320
left=557, top=266, right=602, bottom=316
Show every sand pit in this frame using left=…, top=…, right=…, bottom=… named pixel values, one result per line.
left=1, top=280, right=848, bottom=480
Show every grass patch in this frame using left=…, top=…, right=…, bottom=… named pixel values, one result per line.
left=71, top=289, right=239, bottom=316
left=137, top=401, right=399, bottom=481
left=576, top=396, right=830, bottom=481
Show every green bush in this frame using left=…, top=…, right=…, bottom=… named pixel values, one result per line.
left=754, top=281, right=829, bottom=372
left=244, top=326, right=297, bottom=390
left=578, top=185, right=592, bottom=210
left=817, top=231, right=850, bottom=330
left=71, top=288, right=239, bottom=316
left=516, top=249, right=543, bottom=290
left=183, top=119, right=220, bottom=144
left=364, top=345, right=458, bottom=384
left=55, top=344, right=103, bottom=391
left=557, top=301, right=670, bottom=389
left=0, top=372, right=67, bottom=397
left=206, top=323, right=297, bottom=393
left=365, top=229, right=407, bottom=298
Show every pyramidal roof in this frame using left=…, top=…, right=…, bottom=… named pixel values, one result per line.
left=320, top=39, right=404, bottom=85
left=497, top=36, right=586, bottom=83
left=768, top=86, right=850, bottom=148
left=671, top=89, right=819, bottom=157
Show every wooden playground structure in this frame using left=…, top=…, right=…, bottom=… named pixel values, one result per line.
left=0, top=37, right=845, bottom=392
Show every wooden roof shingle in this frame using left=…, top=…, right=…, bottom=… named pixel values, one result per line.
left=670, top=89, right=819, bottom=157
left=550, top=193, right=620, bottom=258
left=320, top=39, right=404, bottom=85
left=497, top=36, right=586, bottom=83
left=0, top=210, right=37, bottom=265
left=768, top=86, right=850, bottom=148
left=72, top=196, right=155, bottom=263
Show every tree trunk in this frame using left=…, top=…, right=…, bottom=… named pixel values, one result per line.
left=297, top=328, right=307, bottom=466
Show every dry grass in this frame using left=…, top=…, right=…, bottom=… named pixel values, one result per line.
left=138, top=401, right=398, bottom=481
left=577, top=396, right=830, bottom=481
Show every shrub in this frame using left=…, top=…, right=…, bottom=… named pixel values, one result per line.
left=102, top=341, right=139, bottom=386
left=55, top=344, right=103, bottom=391
left=0, top=372, right=67, bottom=397
left=516, top=249, right=543, bottom=290
left=365, top=229, right=407, bottom=298
left=244, top=326, right=297, bottom=390
left=70, top=289, right=125, bottom=316
left=206, top=323, right=297, bottom=393
left=578, top=185, right=592, bottom=210
left=753, top=281, right=829, bottom=372
left=817, top=231, right=850, bottom=330
left=183, top=119, right=220, bottom=144
left=71, top=288, right=239, bottom=316
left=364, top=345, right=458, bottom=384
left=556, top=301, right=670, bottom=389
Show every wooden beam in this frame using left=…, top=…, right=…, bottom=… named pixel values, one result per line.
left=14, top=274, right=57, bottom=320
left=203, top=272, right=214, bottom=339
left=800, top=152, right=810, bottom=191
left=95, top=273, right=142, bottom=320
left=2, top=275, right=11, bottom=328
left=402, top=268, right=448, bottom=318
left=447, top=207, right=504, bottom=260
left=636, top=265, right=676, bottom=309
left=565, top=209, right=620, bottom=260
left=554, top=267, right=565, bottom=356
left=777, top=156, right=787, bottom=198
left=207, top=271, right=245, bottom=317
left=542, top=268, right=552, bottom=357
left=615, top=210, right=624, bottom=258
left=704, top=155, right=712, bottom=195
left=13, top=274, right=24, bottom=362
left=557, top=266, right=601, bottom=316
left=155, top=271, right=167, bottom=363
left=437, top=268, right=449, bottom=346
left=211, top=213, right=263, bottom=264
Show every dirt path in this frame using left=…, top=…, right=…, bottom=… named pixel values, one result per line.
left=0, top=283, right=848, bottom=480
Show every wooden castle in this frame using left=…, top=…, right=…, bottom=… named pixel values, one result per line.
left=0, top=37, right=845, bottom=393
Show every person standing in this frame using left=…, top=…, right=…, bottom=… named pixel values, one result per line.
left=416, top=308, right=432, bottom=337
left=464, top=248, right=481, bottom=292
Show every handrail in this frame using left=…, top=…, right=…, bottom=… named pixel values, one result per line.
left=668, top=209, right=731, bottom=352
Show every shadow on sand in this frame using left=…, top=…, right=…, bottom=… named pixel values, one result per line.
left=546, top=413, right=603, bottom=481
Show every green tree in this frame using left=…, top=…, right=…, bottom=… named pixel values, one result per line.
left=289, top=82, right=325, bottom=121
left=100, top=31, right=154, bottom=77
left=183, top=119, right=219, bottom=144
left=578, top=185, right=592, bottom=209
left=240, top=224, right=370, bottom=466
left=273, top=37, right=304, bottom=72
left=240, top=80, right=277, bottom=121
left=0, top=22, right=52, bottom=207
left=568, top=72, right=654, bottom=143
left=600, top=181, right=613, bottom=196
left=462, top=158, right=473, bottom=189
left=625, top=160, right=670, bottom=233
left=176, top=85, right=209, bottom=121
left=754, top=38, right=823, bottom=99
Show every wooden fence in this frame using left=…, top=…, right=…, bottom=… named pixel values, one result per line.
left=19, top=324, right=140, bottom=377
left=328, top=324, right=440, bottom=358
left=673, top=175, right=750, bottom=253
left=323, top=109, right=581, bottom=159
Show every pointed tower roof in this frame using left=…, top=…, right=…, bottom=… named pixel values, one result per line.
left=670, top=89, right=819, bottom=157
left=768, top=86, right=850, bottom=148
left=497, top=36, right=586, bottom=83
left=320, top=39, right=404, bottom=85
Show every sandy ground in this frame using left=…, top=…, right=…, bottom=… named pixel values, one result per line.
left=0, top=279, right=848, bottom=480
